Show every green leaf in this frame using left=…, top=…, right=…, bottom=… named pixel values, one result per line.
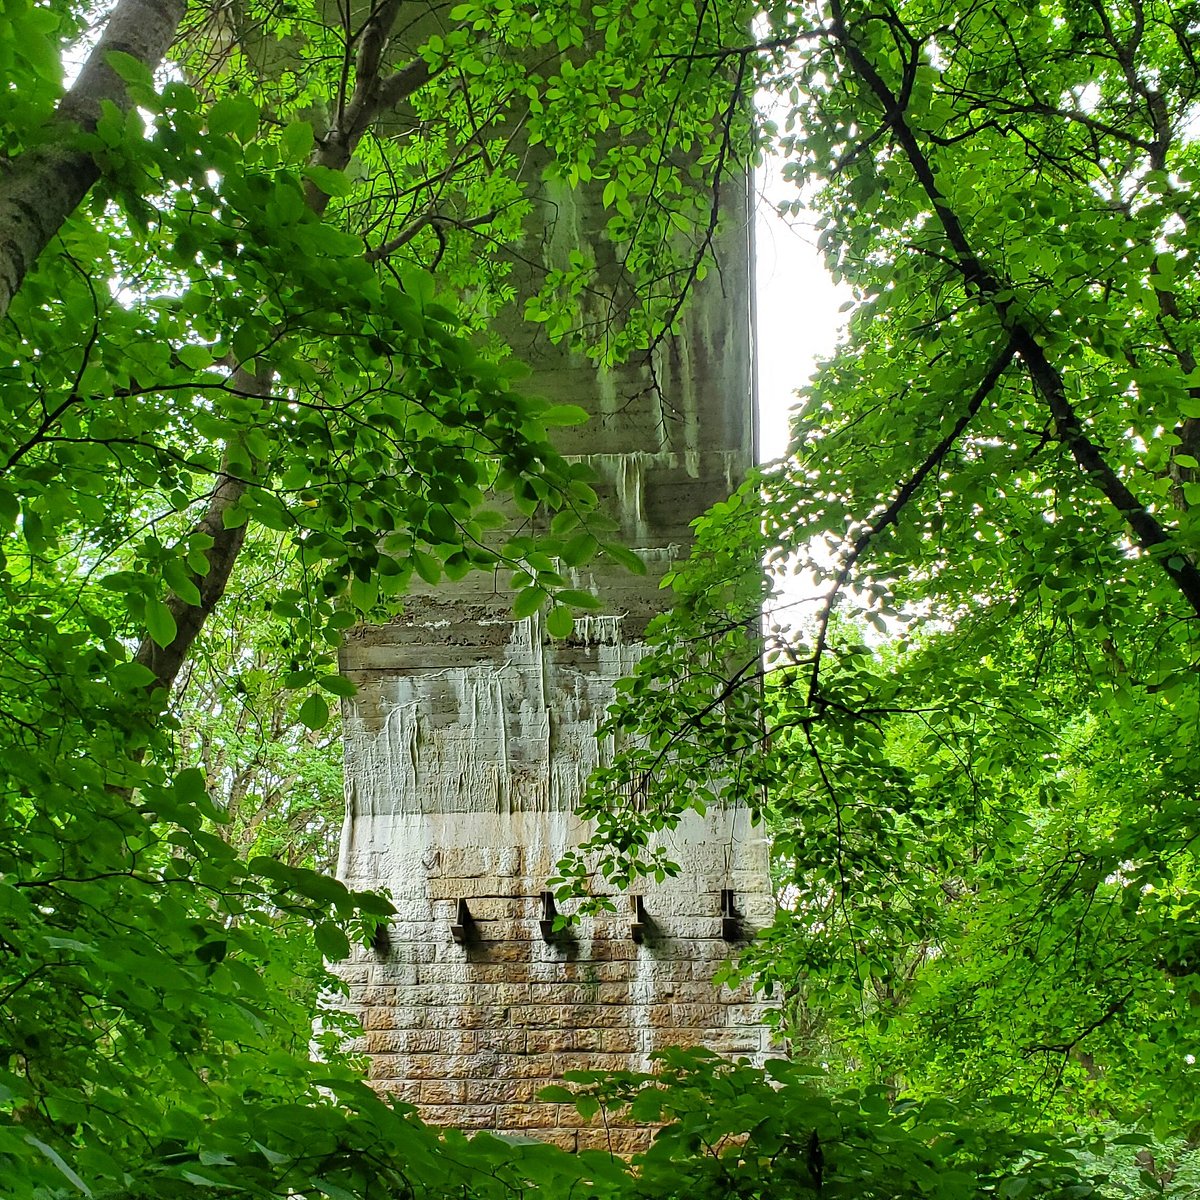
left=145, top=599, right=178, bottom=649
left=303, top=166, right=354, bottom=197
left=221, top=502, right=250, bottom=530
left=314, top=921, right=351, bottom=962
left=412, top=549, right=441, bottom=585
left=298, top=693, right=330, bottom=730
left=104, top=50, right=154, bottom=89
left=207, top=94, right=259, bottom=141
left=280, top=120, right=315, bottom=162
left=24, top=1135, right=92, bottom=1196
left=554, top=588, right=602, bottom=609
left=177, top=343, right=214, bottom=370
left=311, top=1179, right=359, bottom=1200
left=317, top=674, right=356, bottom=698
left=512, top=587, right=544, bottom=619
left=539, top=403, right=590, bottom=427
left=602, top=541, right=646, bottom=574
left=546, top=604, right=574, bottom=638
left=174, top=767, right=208, bottom=805
left=561, top=532, right=598, bottom=566
left=163, top=557, right=202, bottom=607
left=0, top=487, right=19, bottom=530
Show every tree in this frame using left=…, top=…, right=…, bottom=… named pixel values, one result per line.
left=0, top=0, right=1183, bottom=1190
left=0, top=0, right=763, bottom=1190
left=173, top=536, right=346, bottom=872
left=563, top=0, right=1200, bottom=1138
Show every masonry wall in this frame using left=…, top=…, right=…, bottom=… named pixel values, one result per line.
left=335, top=170, right=774, bottom=1149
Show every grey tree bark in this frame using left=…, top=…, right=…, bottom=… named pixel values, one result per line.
left=0, top=0, right=187, bottom=318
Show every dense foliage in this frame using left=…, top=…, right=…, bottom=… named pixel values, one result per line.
left=0, top=0, right=766, bottom=1191
left=0, top=0, right=1187, bottom=1193
left=568, top=0, right=1200, bottom=1146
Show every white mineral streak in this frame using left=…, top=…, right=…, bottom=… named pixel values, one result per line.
left=338, top=615, right=645, bottom=836
left=336, top=599, right=774, bottom=907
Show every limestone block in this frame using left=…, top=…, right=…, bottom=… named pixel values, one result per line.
left=413, top=963, right=473, bottom=986
left=548, top=960, right=644, bottom=984
left=552, top=1052, right=640, bottom=1076
left=419, top=1081, right=467, bottom=1106
left=463, top=1079, right=540, bottom=1105
left=365, top=1029, right=474, bottom=1055
left=420, top=1105, right=498, bottom=1129
left=370, top=1055, right=410, bottom=1079
left=453, top=1006, right=526, bottom=1031
left=575, top=1129, right=652, bottom=1154
left=528, top=982, right=604, bottom=1007
left=722, top=1003, right=768, bottom=1026
left=374, top=1080, right=422, bottom=1105
left=581, top=939, right=641, bottom=963
left=668, top=1003, right=727, bottom=1027
left=596, top=1028, right=639, bottom=1053
left=460, top=918, right=544, bottom=943
left=437, top=940, right=534, bottom=965
left=377, top=1005, right=438, bottom=1031
left=403, top=1053, right=486, bottom=1081
left=491, top=1103, right=564, bottom=1131
left=669, top=1027, right=760, bottom=1056
left=495, top=1054, right=557, bottom=1081
left=524, top=1028, right=604, bottom=1054
left=716, top=981, right=761, bottom=1004
left=361, top=1006, right=397, bottom=1032
left=581, top=1003, right=658, bottom=1030
left=396, top=984, right=472, bottom=1007
left=500, top=1128, right=574, bottom=1151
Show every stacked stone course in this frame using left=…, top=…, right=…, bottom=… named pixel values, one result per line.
left=338, top=855, right=772, bottom=1148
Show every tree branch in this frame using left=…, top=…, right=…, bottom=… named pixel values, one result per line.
left=133, top=366, right=269, bottom=694
left=808, top=338, right=1018, bottom=704
left=829, top=0, right=1200, bottom=621
left=365, top=208, right=499, bottom=262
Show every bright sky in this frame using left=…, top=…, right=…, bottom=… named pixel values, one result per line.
left=753, top=159, right=850, bottom=461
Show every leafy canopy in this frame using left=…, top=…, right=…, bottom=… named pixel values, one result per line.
left=0, top=0, right=760, bottom=1191
left=0, top=0, right=1180, bottom=1191
left=564, top=0, right=1200, bottom=1142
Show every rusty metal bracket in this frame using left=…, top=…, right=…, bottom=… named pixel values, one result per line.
left=539, top=891, right=560, bottom=942
left=630, top=894, right=649, bottom=944
left=370, top=920, right=390, bottom=958
left=450, top=898, right=474, bottom=945
left=720, top=888, right=740, bottom=941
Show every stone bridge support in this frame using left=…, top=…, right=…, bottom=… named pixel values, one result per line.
left=335, top=170, right=774, bottom=1150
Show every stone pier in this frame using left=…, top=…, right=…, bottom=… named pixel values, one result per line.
left=335, top=171, right=774, bottom=1148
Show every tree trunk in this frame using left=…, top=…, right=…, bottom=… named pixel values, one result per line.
left=0, top=0, right=186, bottom=318
left=129, top=14, right=435, bottom=699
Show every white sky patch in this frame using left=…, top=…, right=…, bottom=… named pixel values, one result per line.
left=754, top=151, right=849, bottom=462
left=753, top=150, right=851, bottom=637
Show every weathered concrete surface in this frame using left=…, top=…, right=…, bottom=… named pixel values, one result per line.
left=336, top=169, right=773, bottom=1148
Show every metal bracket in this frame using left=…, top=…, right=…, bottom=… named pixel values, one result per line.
left=370, top=921, right=390, bottom=958
left=450, top=898, right=474, bottom=945
left=539, top=891, right=560, bottom=942
left=630, top=894, right=649, bottom=944
left=720, top=889, right=740, bottom=941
